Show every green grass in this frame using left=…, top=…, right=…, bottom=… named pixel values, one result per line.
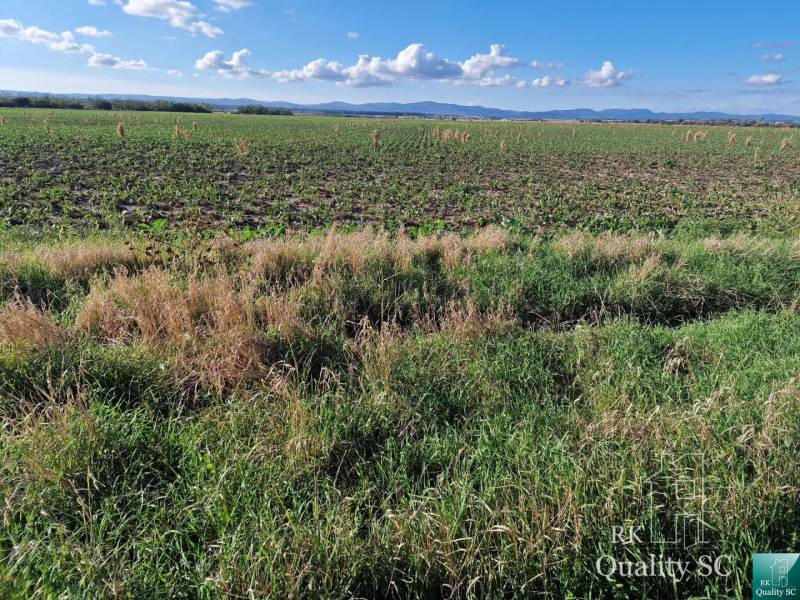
left=0, top=228, right=798, bottom=598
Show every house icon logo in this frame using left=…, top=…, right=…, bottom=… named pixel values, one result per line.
left=770, top=558, right=788, bottom=587
left=613, top=452, right=709, bottom=549
left=753, top=554, right=800, bottom=596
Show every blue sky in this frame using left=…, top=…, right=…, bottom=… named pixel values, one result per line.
left=0, top=0, right=797, bottom=113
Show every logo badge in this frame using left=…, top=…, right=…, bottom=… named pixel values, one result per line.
left=753, top=553, right=800, bottom=597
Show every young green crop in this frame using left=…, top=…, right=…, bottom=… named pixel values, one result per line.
left=0, top=109, right=797, bottom=234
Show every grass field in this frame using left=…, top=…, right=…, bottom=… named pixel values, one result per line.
left=0, top=110, right=799, bottom=598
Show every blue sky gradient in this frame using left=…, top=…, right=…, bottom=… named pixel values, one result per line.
left=0, top=0, right=797, bottom=113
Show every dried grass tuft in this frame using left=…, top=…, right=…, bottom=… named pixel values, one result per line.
left=75, top=268, right=189, bottom=344
left=75, top=268, right=282, bottom=392
left=38, top=242, right=140, bottom=279
left=438, top=298, right=517, bottom=338
left=554, top=232, right=659, bottom=264
left=703, top=234, right=775, bottom=256
left=234, top=138, right=251, bottom=158
left=371, top=129, right=382, bottom=150
left=0, top=297, right=63, bottom=350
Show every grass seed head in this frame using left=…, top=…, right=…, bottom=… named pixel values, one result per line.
left=371, top=129, right=382, bottom=150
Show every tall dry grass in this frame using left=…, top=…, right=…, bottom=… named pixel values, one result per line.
left=73, top=267, right=306, bottom=391
left=38, top=242, right=141, bottom=278
left=0, top=297, right=63, bottom=350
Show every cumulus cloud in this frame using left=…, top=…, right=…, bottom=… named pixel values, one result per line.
left=121, top=0, right=223, bottom=37
left=75, top=25, right=112, bottom=37
left=531, top=75, right=568, bottom=87
left=347, top=31, right=359, bottom=39
left=273, top=43, right=527, bottom=88
left=745, top=73, right=783, bottom=85
left=761, top=53, right=784, bottom=62
left=214, top=0, right=253, bottom=12
left=88, top=52, right=151, bottom=70
left=388, top=44, right=463, bottom=79
left=195, top=48, right=269, bottom=79
left=460, top=44, right=521, bottom=81
left=0, top=19, right=95, bottom=54
left=167, top=68, right=183, bottom=77
left=581, top=60, right=632, bottom=87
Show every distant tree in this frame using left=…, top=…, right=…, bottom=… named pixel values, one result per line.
left=236, top=105, right=294, bottom=116
left=89, top=99, right=113, bottom=110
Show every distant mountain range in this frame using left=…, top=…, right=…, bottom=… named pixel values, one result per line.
left=3, top=89, right=800, bottom=122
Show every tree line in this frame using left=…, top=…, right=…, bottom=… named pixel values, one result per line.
left=0, top=96, right=295, bottom=116
left=0, top=96, right=213, bottom=113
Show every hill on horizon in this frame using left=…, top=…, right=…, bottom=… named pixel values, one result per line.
left=2, top=89, right=799, bottom=122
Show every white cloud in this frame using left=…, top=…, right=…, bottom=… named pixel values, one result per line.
left=121, top=0, right=223, bottom=37
left=0, top=19, right=95, bottom=54
left=384, top=43, right=463, bottom=79
left=273, top=43, right=464, bottom=87
left=531, top=75, right=568, bottom=87
left=273, top=58, right=349, bottom=83
left=167, top=68, right=183, bottom=77
left=760, top=53, right=784, bottom=62
left=274, top=43, right=527, bottom=88
left=88, top=0, right=107, bottom=5
left=347, top=31, right=359, bottom=39
left=213, top=0, right=253, bottom=11
left=745, top=73, right=783, bottom=85
left=460, top=44, right=521, bottom=80
left=581, top=60, right=632, bottom=87
left=88, top=52, right=151, bottom=70
left=75, top=25, right=112, bottom=37
left=531, top=59, right=563, bottom=69
left=482, top=75, right=519, bottom=86
left=752, top=41, right=794, bottom=49
left=0, top=18, right=154, bottom=74
left=194, top=48, right=269, bottom=79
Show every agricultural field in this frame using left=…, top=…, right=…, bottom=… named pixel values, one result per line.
left=0, top=109, right=798, bottom=233
left=0, top=110, right=799, bottom=599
